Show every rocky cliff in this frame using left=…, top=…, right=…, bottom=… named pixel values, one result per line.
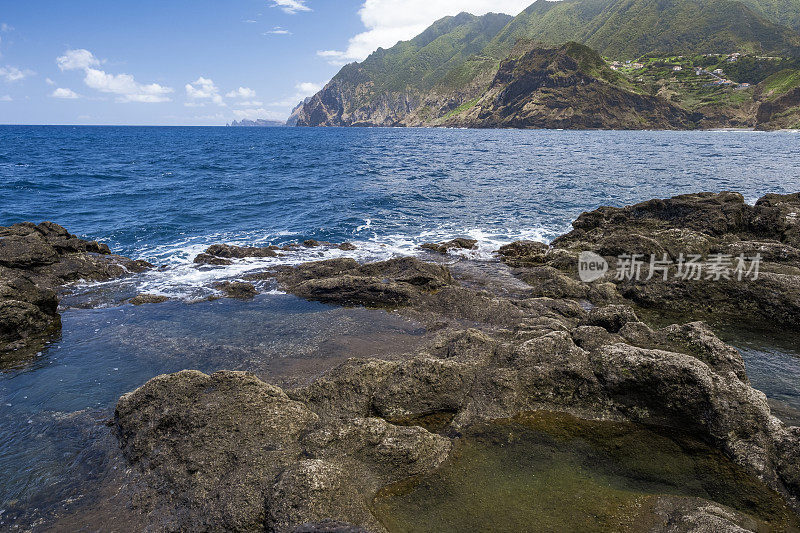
left=445, top=43, right=697, bottom=129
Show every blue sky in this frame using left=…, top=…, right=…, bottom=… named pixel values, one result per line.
left=0, top=1, right=532, bottom=125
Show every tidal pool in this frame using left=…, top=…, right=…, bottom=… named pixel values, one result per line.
left=0, top=294, right=426, bottom=528
left=372, top=412, right=800, bottom=532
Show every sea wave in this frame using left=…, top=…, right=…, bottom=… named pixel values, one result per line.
left=66, top=226, right=557, bottom=303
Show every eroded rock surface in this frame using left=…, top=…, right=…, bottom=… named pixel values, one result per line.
left=0, top=222, right=150, bottom=357
left=500, top=192, right=800, bottom=327
left=113, top=191, right=800, bottom=531
left=115, top=370, right=450, bottom=532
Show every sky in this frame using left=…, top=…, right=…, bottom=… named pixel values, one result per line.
left=0, top=0, right=534, bottom=125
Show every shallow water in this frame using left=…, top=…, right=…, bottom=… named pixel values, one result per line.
left=713, top=324, right=800, bottom=426
left=0, top=294, right=425, bottom=525
left=373, top=412, right=800, bottom=532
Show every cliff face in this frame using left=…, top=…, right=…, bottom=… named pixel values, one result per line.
left=445, top=44, right=697, bottom=129
left=299, top=43, right=698, bottom=130
left=754, top=70, right=800, bottom=129
left=296, top=11, right=512, bottom=127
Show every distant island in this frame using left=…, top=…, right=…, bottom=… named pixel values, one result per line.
left=227, top=119, right=286, bottom=127
left=293, top=0, right=800, bottom=130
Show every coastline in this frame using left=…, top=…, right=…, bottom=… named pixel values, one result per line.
left=3, top=190, right=800, bottom=530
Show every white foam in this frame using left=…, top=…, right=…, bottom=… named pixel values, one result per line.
left=68, top=226, right=556, bottom=303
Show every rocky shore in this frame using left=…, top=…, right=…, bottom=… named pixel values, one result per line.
left=106, top=191, right=800, bottom=531
left=0, top=222, right=150, bottom=362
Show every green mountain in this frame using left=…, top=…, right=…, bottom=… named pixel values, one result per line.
left=334, top=12, right=512, bottom=94
left=739, top=0, right=800, bottom=32
left=296, top=0, right=800, bottom=129
left=484, top=0, right=800, bottom=60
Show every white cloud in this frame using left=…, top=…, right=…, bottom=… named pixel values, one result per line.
left=264, top=26, right=292, bottom=35
left=225, top=86, right=256, bottom=99
left=235, top=100, right=263, bottom=106
left=45, top=77, right=55, bottom=85
left=185, top=76, right=224, bottom=105
left=0, top=65, right=34, bottom=82
left=57, top=49, right=172, bottom=103
left=84, top=68, right=172, bottom=102
left=318, top=0, right=531, bottom=64
left=270, top=0, right=311, bottom=14
left=57, top=49, right=100, bottom=71
left=0, top=94, right=11, bottom=102
left=51, top=87, right=80, bottom=99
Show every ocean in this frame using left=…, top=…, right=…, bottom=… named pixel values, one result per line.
left=3, top=126, right=800, bottom=298
left=2, top=126, right=800, bottom=527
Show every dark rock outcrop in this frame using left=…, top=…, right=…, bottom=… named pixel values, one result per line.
left=502, top=191, right=800, bottom=327
left=212, top=281, right=258, bottom=299
left=128, top=294, right=169, bottom=306
left=194, top=244, right=279, bottom=266
left=0, top=222, right=150, bottom=356
left=115, top=370, right=449, bottom=532
left=273, top=257, right=452, bottom=308
left=420, top=238, right=478, bottom=254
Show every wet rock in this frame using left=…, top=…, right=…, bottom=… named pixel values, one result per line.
left=115, top=370, right=319, bottom=532
left=0, top=222, right=150, bottom=356
left=304, top=239, right=321, bottom=248
left=276, top=257, right=452, bottom=308
left=201, top=243, right=278, bottom=259
left=338, top=242, right=357, bottom=251
left=589, top=342, right=780, bottom=483
left=776, top=427, right=800, bottom=499
left=420, top=238, right=478, bottom=254
left=115, top=370, right=449, bottom=532
left=213, top=281, right=258, bottom=299
left=494, top=192, right=800, bottom=327
left=586, top=304, right=639, bottom=333
left=110, top=192, right=800, bottom=528
left=193, top=253, right=232, bottom=266
left=128, top=294, right=169, bottom=306
left=496, top=240, right=549, bottom=263
left=0, top=233, right=59, bottom=268
left=291, top=520, right=371, bottom=533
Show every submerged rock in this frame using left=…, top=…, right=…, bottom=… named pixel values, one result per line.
left=0, top=222, right=150, bottom=358
left=128, top=294, right=169, bottom=306
left=213, top=281, right=258, bottom=299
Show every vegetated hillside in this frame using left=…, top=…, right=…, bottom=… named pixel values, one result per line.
left=483, top=0, right=800, bottom=60
left=738, top=0, right=800, bottom=32
left=443, top=42, right=697, bottom=129
left=754, top=68, right=800, bottom=128
left=296, top=0, right=800, bottom=129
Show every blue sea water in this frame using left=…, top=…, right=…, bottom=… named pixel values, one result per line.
left=3, top=126, right=800, bottom=263
left=1, top=126, right=800, bottom=526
